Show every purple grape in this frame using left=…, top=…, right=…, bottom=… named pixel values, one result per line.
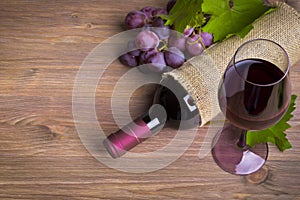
left=137, top=51, right=155, bottom=74
left=166, top=0, right=177, bottom=12
left=186, top=34, right=204, bottom=56
left=168, top=33, right=186, bottom=52
left=200, top=32, right=213, bottom=47
left=146, top=51, right=167, bottom=72
left=126, top=40, right=141, bottom=57
left=135, top=30, right=160, bottom=51
left=183, top=27, right=194, bottom=38
left=125, top=10, right=147, bottom=29
left=150, top=17, right=170, bottom=39
left=141, top=6, right=156, bottom=19
left=151, top=27, right=170, bottom=40
left=140, top=50, right=166, bottom=73
left=164, top=47, right=185, bottom=69
left=119, top=53, right=138, bottom=67
left=151, top=17, right=165, bottom=27
left=152, top=8, right=168, bottom=16
left=139, top=49, right=157, bottom=65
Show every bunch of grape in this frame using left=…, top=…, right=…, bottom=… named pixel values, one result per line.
left=119, top=0, right=213, bottom=74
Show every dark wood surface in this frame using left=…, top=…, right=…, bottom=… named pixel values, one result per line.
left=0, top=0, right=300, bottom=199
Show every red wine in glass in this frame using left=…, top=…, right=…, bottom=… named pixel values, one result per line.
left=212, top=39, right=291, bottom=175
left=219, top=58, right=291, bottom=130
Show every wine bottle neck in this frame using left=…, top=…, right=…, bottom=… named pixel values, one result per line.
left=142, top=106, right=167, bottom=133
left=103, top=118, right=150, bottom=158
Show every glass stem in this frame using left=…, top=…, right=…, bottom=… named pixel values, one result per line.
left=237, top=130, right=247, bottom=149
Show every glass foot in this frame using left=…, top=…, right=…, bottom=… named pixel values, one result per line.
left=212, top=124, right=268, bottom=175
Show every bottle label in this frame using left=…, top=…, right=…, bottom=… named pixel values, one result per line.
left=183, top=94, right=197, bottom=112
left=147, top=117, right=160, bottom=130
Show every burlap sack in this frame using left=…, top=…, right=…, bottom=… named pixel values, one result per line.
left=165, top=2, right=300, bottom=126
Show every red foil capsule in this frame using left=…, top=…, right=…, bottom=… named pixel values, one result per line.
left=103, top=118, right=152, bottom=158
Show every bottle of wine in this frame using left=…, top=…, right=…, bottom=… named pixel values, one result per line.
left=103, top=77, right=201, bottom=158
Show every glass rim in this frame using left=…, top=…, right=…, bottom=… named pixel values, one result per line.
left=232, top=38, right=290, bottom=87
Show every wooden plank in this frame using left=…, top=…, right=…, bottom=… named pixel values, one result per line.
left=0, top=0, right=299, bottom=199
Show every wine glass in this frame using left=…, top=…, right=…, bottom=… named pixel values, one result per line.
left=212, top=38, right=291, bottom=175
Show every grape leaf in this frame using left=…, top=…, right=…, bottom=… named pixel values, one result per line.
left=202, top=0, right=275, bottom=42
left=160, top=0, right=206, bottom=33
left=246, top=95, right=297, bottom=151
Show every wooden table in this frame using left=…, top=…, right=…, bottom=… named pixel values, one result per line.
left=1, top=0, right=299, bottom=199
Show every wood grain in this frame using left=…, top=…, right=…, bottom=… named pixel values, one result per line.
left=0, top=0, right=299, bottom=199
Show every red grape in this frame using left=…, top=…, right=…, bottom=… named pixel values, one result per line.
left=119, top=53, right=139, bottom=67
left=168, top=32, right=186, bottom=52
left=146, top=51, right=167, bottom=73
left=125, top=10, right=147, bottom=29
left=200, top=32, right=213, bottom=47
left=135, top=30, right=160, bottom=51
left=186, top=34, right=204, bottom=56
left=164, top=47, right=185, bottom=69
left=141, top=6, right=156, bottom=19
left=152, top=8, right=168, bottom=16
left=140, top=50, right=167, bottom=73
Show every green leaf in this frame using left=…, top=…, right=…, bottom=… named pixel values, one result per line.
left=202, top=0, right=274, bottom=42
left=161, top=0, right=205, bottom=33
left=247, top=95, right=297, bottom=152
